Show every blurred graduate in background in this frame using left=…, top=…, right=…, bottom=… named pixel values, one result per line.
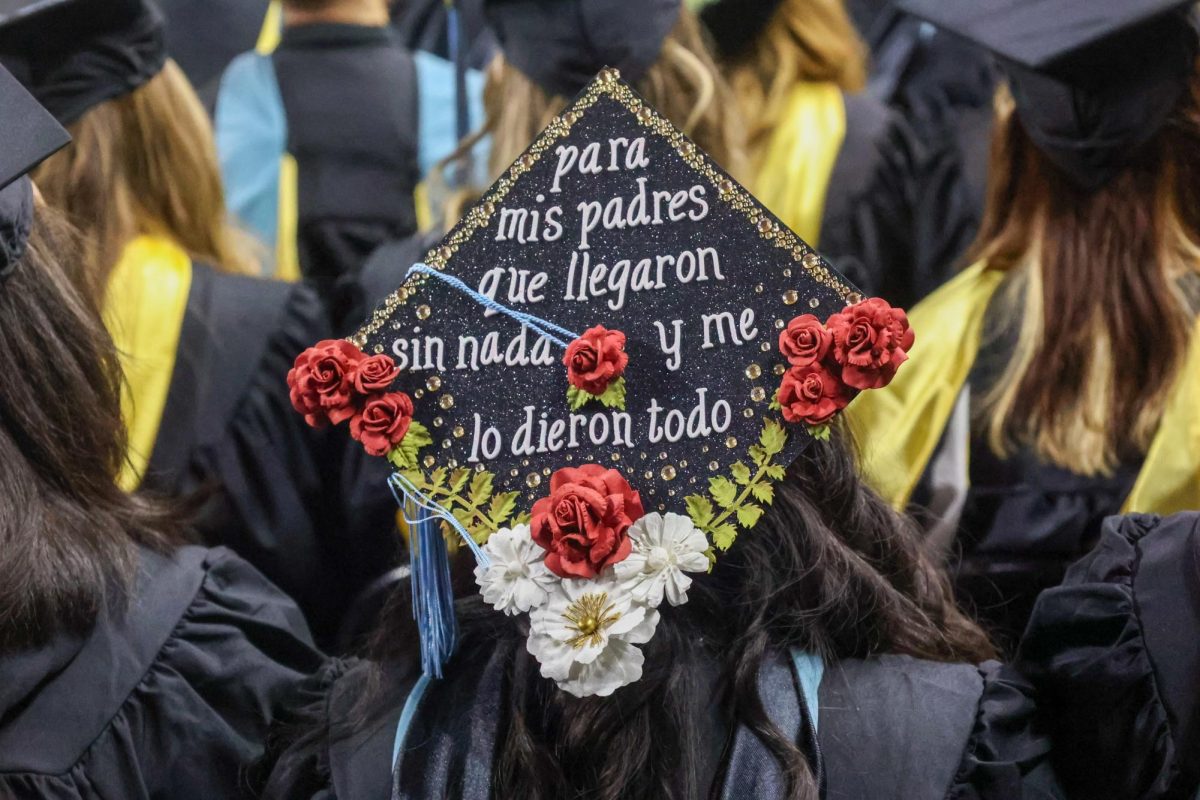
left=848, top=0, right=1200, bottom=647
left=695, top=0, right=980, bottom=307
left=215, top=0, right=488, bottom=322
left=0, top=62, right=324, bottom=800
left=0, top=0, right=399, bottom=645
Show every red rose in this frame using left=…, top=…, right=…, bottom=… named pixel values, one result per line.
left=826, top=298, right=915, bottom=390
left=777, top=362, right=852, bottom=426
left=353, top=353, right=401, bottom=394
left=530, top=464, right=644, bottom=579
left=564, top=326, right=628, bottom=396
left=350, top=392, right=414, bottom=457
left=778, top=314, right=832, bottom=367
left=288, top=339, right=366, bottom=426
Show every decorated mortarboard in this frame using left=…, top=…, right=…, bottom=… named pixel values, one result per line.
left=899, top=0, right=1198, bottom=189
left=287, top=69, right=914, bottom=697
left=0, top=0, right=166, bottom=126
left=0, top=62, right=70, bottom=281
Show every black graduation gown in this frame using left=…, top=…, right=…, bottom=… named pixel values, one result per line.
left=818, top=91, right=980, bottom=309
left=261, top=640, right=1061, bottom=799
left=1019, top=512, right=1200, bottom=799
left=138, top=264, right=399, bottom=646
left=0, top=545, right=324, bottom=800
left=154, top=0, right=271, bottom=111
left=272, top=24, right=422, bottom=301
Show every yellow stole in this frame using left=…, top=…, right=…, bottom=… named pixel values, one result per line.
left=751, top=82, right=847, bottom=246
left=104, top=236, right=193, bottom=490
left=845, top=261, right=1200, bottom=516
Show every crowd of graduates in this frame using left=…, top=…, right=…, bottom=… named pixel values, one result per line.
left=0, top=0, right=1198, bottom=798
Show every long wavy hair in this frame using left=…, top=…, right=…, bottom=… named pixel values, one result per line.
left=722, top=0, right=868, bottom=156
left=0, top=207, right=179, bottom=654
left=33, top=60, right=257, bottom=297
left=973, top=75, right=1200, bottom=475
left=358, top=423, right=994, bottom=800
left=442, top=7, right=745, bottom=202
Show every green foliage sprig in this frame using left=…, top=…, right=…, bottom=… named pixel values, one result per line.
left=386, top=420, right=434, bottom=469
left=684, top=419, right=788, bottom=552
left=393, top=465, right=526, bottom=544
left=566, top=376, right=627, bottom=411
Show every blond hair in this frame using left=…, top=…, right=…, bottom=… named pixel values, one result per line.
left=725, top=0, right=867, bottom=152
left=444, top=8, right=746, bottom=199
left=974, top=84, right=1200, bottom=475
left=34, top=60, right=257, bottom=294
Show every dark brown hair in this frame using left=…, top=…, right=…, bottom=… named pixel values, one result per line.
left=0, top=207, right=178, bottom=654
left=359, top=423, right=994, bottom=800
left=973, top=76, right=1200, bottom=475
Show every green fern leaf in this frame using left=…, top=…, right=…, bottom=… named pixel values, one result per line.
left=749, top=481, right=775, bottom=504
left=736, top=503, right=764, bottom=529
left=709, top=476, right=738, bottom=508
left=566, top=385, right=590, bottom=411
left=686, top=494, right=715, bottom=528
left=729, top=461, right=752, bottom=485
left=598, top=377, right=627, bottom=410
left=711, top=522, right=739, bottom=551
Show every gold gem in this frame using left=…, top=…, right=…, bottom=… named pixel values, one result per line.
left=414, top=389, right=425, bottom=399
left=719, top=179, right=733, bottom=194
left=745, top=364, right=762, bottom=380
left=416, top=304, right=432, bottom=320
left=751, top=387, right=766, bottom=402
left=426, top=376, right=443, bottom=391
left=439, top=394, right=455, bottom=410
left=543, top=467, right=552, bottom=476
left=644, top=470, right=653, bottom=480
left=760, top=342, right=771, bottom=352
left=482, top=201, right=496, bottom=215
left=725, top=436, right=738, bottom=449
left=441, top=440, right=451, bottom=449
left=423, top=455, right=436, bottom=468
left=438, top=246, right=452, bottom=261
left=372, top=344, right=384, bottom=354
left=565, top=593, right=621, bottom=649
left=783, top=290, right=799, bottom=306
left=452, top=425, right=465, bottom=438
left=526, top=473, right=542, bottom=488
left=475, top=464, right=486, bottom=473
left=847, top=292, right=863, bottom=305
left=809, top=297, right=820, bottom=309
left=447, top=459, right=458, bottom=469
left=510, top=469, right=519, bottom=477
left=774, top=364, right=787, bottom=376
left=637, top=106, right=652, bottom=122
left=520, top=154, right=535, bottom=170
left=433, top=416, right=444, bottom=427
left=755, top=283, right=764, bottom=294
left=660, top=465, right=677, bottom=481
left=680, top=142, right=695, bottom=156
left=680, top=459, right=689, bottom=468
left=775, top=319, right=786, bottom=330
left=803, top=253, right=820, bottom=270
left=658, top=451, right=667, bottom=460
left=743, top=408, right=754, bottom=418
left=757, top=218, right=773, bottom=234
left=708, top=460, right=719, bottom=470
left=784, top=268, right=793, bottom=277
left=611, top=453, right=621, bottom=462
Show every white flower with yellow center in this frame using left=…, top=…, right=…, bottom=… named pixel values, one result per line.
left=614, top=512, right=710, bottom=607
left=474, top=525, right=557, bottom=615
left=527, top=574, right=659, bottom=697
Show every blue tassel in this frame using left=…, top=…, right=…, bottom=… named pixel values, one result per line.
left=390, top=473, right=490, bottom=679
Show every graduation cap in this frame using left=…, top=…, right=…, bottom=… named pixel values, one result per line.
left=484, top=0, right=682, bottom=97
left=290, top=70, right=913, bottom=695
left=691, top=0, right=785, bottom=60
left=0, top=62, right=70, bottom=279
left=0, top=0, right=166, bottom=126
left=898, top=0, right=1199, bottom=189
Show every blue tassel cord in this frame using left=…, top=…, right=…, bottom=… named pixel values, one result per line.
left=390, top=263, right=577, bottom=679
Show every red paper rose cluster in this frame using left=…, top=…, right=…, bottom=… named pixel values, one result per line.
left=564, top=325, right=628, bottom=396
left=288, top=340, right=413, bottom=456
left=531, top=464, right=644, bottom=579
left=776, top=298, right=913, bottom=426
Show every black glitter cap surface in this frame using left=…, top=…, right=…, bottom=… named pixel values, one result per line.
left=356, top=69, right=860, bottom=544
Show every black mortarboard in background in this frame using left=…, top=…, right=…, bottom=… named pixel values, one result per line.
left=483, top=0, right=681, bottom=97
left=0, top=0, right=166, bottom=126
left=694, top=0, right=785, bottom=60
left=898, top=0, right=1199, bottom=190
left=0, top=62, right=70, bottom=279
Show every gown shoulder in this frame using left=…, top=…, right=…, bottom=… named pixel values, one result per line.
left=1018, top=512, right=1200, bottom=799
left=0, top=545, right=324, bottom=800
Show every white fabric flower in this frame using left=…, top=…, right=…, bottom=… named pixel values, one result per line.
left=614, top=512, right=710, bottom=607
left=526, top=573, right=659, bottom=698
left=474, top=525, right=557, bottom=615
